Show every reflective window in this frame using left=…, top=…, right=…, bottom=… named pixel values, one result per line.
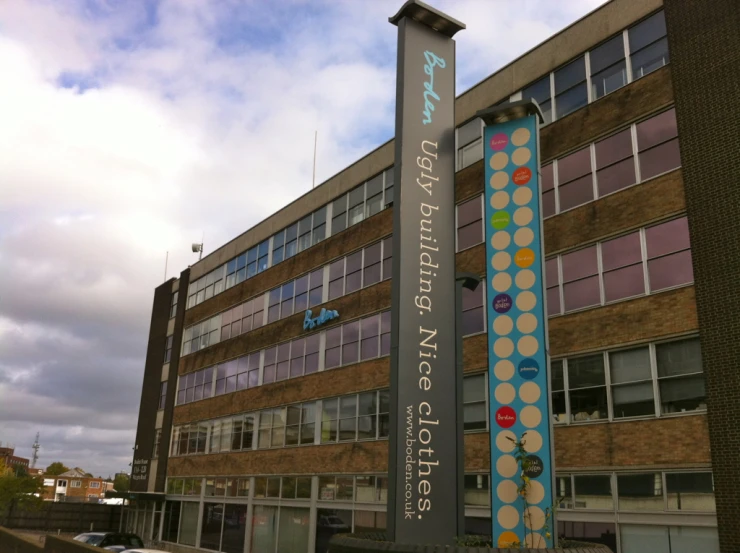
left=554, top=57, right=588, bottom=119
left=629, top=11, right=669, bottom=78
left=456, top=196, right=483, bottom=251
left=523, top=75, right=552, bottom=124
left=574, top=474, right=613, bottom=510
left=462, top=284, right=485, bottom=336
left=610, top=347, right=654, bottom=418
left=590, top=34, right=627, bottom=99
left=463, top=373, right=487, bottom=431
left=457, top=118, right=483, bottom=170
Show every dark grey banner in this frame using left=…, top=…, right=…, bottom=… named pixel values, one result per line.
left=388, top=4, right=462, bottom=545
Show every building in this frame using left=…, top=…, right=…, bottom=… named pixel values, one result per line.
left=42, top=468, right=109, bottom=503
left=127, top=0, right=739, bottom=551
left=0, top=444, right=30, bottom=474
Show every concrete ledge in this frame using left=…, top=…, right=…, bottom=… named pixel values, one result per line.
left=328, top=533, right=612, bottom=553
left=0, top=527, right=44, bottom=553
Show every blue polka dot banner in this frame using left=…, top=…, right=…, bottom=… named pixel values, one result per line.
left=483, top=110, right=554, bottom=549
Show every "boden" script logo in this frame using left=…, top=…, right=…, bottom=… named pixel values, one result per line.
left=303, top=308, right=339, bottom=331
left=422, top=51, right=446, bottom=125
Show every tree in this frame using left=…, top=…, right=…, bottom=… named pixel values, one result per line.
left=0, top=460, right=43, bottom=513
left=13, top=466, right=28, bottom=478
left=45, top=462, right=69, bottom=476
left=113, top=473, right=130, bottom=493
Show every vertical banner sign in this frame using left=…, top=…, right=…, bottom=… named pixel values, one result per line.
left=482, top=107, right=554, bottom=548
left=388, top=1, right=464, bottom=546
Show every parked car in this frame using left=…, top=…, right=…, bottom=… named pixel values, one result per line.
left=72, top=533, right=144, bottom=550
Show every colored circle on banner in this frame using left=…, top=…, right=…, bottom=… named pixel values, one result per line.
left=493, top=293, right=513, bottom=313
left=498, top=532, right=519, bottom=548
left=511, top=127, right=531, bottom=146
left=518, top=358, right=540, bottom=379
left=524, top=455, right=544, bottom=478
left=491, top=211, right=510, bottom=229
left=495, top=406, right=516, bottom=428
left=515, top=248, right=535, bottom=268
left=497, top=505, right=519, bottom=529
left=490, top=133, right=508, bottom=151
left=513, top=167, right=532, bottom=186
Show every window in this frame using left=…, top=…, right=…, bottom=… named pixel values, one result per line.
left=557, top=147, right=593, bottom=212
left=464, top=475, right=489, bottom=507
left=257, top=239, right=270, bottom=273
left=456, top=196, right=483, bottom=251
left=554, top=57, right=587, bottom=119
left=382, top=237, right=392, bottom=280
left=309, top=268, right=324, bottom=308
left=621, top=525, right=719, bottom=553
left=561, top=246, right=599, bottom=312
left=610, top=347, right=654, bottom=418
left=551, top=360, right=566, bottom=423
left=57, top=480, right=67, bottom=488
left=545, top=257, right=561, bottom=315
left=177, top=367, right=213, bottom=405
left=181, top=314, right=221, bottom=356
left=462, top=284, right=485, bottom=335
left=365, top=175, right=383, bottom=218
left=574, top=474, right=613, bottom=510
left=636, top=108, right=680, bottom=180
left=595, top=129, right=635, bottom=196
left=170, top=291, right=178, bottom=318
left=332, top=195, right=348, bottom=234
left=601, top=231, right=644, bottom=302
left=384, top=167, right=394, bottom=206
left=285, top=223, right=298, bottom=259
left=159, top=381, right=167, bottom=410
left=558, top=521, right=616, bottom=551
left=541, top=163, right=555, bottom=217
left=153, top=429, right=161, bottom=459
left=463, top=374, right=487, bottom=431
left=645, top=216, right=693, bottom=291
left=523, top=76, right=552, bottom=124
left=552, top=338, right=705, bottom=424
left=285, top=403, right=316, bottom=446
left=457, top=118, right=482, bottom=170
left=272, top=230, right=285, bottom=265
left=629, top=11, right=669, bottom=79
left=258, top=406, right=287, bottom=448
left=568, top=355, right=608, bottom=422
left=324, top=312, right=390, bottom=370
left=164, top=335, right=173, bottom=363
left=656, top=338, right=705, bottom=413
left=549, top=218, right=692, bottom=315
left=321, top=390, right=389, bottom=444
left=617, top=473, right=663, bottom=511
left=72, top=480, right=81, bottom=488
left=89, top=481, right=100, bottom=489
left=590, top=34, right=627, bottom=99
left=348, top=186, right=365, bottom=227
left=666, top=472, right=714, bottom=511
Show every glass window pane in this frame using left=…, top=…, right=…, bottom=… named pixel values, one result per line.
left=660, top=375, right=706, bottom=413
left=649, top=250, right=694, bottom=291
left=646, top=217, right=690, bottom=259
left=462, top=307, right=484, bottom=335
left=464, top=474, right=490, bottom=506
left=568, top=355, right=605, bottom=388
left=547, top=287, right=561, bottom=316
left=590, top=34, right=625, bottom=74
left=637, top=109, right=677, bottom=151
left=563, top=276, right=600, bottom=311
left=631, top=36, right=670, bottom=78
left=464, top=374, right=485, bottom=403
left=562, top=246, right=598, bottom=283
left=595, top=129, right=633, bottom=170
left=559, top=174, right=594, bottom=211
left=597, top=157, right=636, bottom=196
left=574, top=474, right=613, bottom=510
left=613, top=381, right=655, bottom=417
left=656, top=338, right=702, bottom=377
left=620, top=524, right=669, bottom=553
left=617, top=473, right=663, bottom=511
left=554, top=57, right=586, bottom=93
left=556, top=83, right=588, bottom=118
left=610, top=347, right=652, bottom=384
left=666, top=472, right=715, bottom=511
left=458, top=118, right=481, bottom=147
left=639, top=138, right=681, bottom=180
left=457, top=197, right=482, bottom=227
left=604, top=263, right=645, bottom=302
left=602, top=232, right=642, bottom=271
left=523, top=76, right=550, bottom=104
left=629, top=11, right=667, bottom=53
left=669, top=527, right=719, bottom=553
left=558, top=147, right=591, bottom=184
left=592, top=60, right=627, bottom=99
left=458, top=221, right=483, bottom=250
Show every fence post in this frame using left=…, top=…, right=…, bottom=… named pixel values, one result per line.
left=78, top=502, right=85, bottom=534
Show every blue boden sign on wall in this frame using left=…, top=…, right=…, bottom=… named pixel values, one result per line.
left=303, top=308, right=339, bottom=330
left=478, top=100, right=555, bottom=549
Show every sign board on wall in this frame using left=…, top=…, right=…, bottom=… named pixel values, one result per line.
left=479, top=102, right=555, bottom=549
left=387, top=0, right=465, bottom=546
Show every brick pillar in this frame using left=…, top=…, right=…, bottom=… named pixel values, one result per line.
left=663, top=1, right=740, bottom=551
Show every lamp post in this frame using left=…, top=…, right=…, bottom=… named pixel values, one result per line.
left=455, top=271, right=481, bottom=535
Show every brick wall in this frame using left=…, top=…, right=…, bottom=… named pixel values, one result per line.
left=664, top=0, right=740, bottom=550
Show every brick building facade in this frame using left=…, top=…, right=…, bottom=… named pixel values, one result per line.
left=0, top=446, right=30, bottom=474
left=126, top=0, right=736, bottom=551
left=42, top=468, right=109, bottom=503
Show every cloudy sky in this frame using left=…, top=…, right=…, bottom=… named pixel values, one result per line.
left=0, top=0, right=605, bottom=478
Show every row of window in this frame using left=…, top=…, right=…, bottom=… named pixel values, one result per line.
left=176, top=310, right=392, bottom=406
left=541, top=108, right=680, bottom=216
left=552, top=337, right=704, bottom=423
left=546, top=216, right=693, bottom=315
left=463, top=470, right=714, bottom=513
left=181, top=237, right=392, bottom=358
left=456, top=11, right=670, bottom=170
left=186, top=168, right=394, bottom=310
left=170, top=389, right=390, bottom=457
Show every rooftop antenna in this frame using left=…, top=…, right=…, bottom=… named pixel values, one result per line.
left=164, top=251, right=169, bottom=282
left=312, top=130, right=318, bottom=189
left=31, top=433, right=40, bottom=469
